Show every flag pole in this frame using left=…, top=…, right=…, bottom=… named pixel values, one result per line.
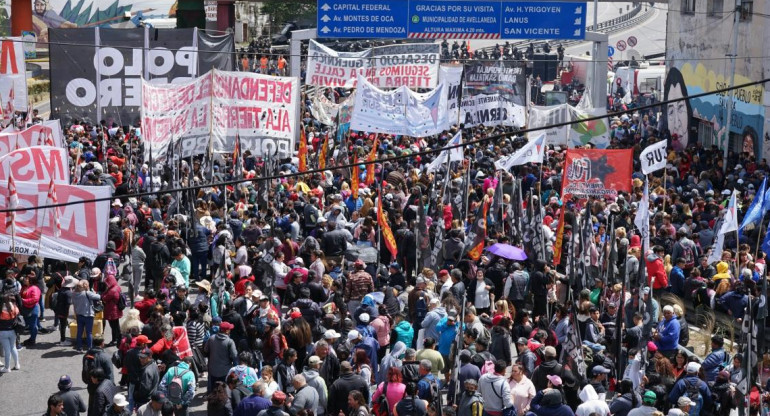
left=662, top=169, right=668, bottom=214
left=755, top=217, right=765, bottom=262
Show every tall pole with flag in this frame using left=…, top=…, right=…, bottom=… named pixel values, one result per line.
left=298, top=126, right=308, bottom=172
left=709, top=191, right=739, bottom=264
left=365, top=135, right=379, bottom=186
left=6, top=173, right=17, bottom=256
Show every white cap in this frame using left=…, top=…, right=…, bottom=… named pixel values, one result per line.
left=324, top=329, right=341, bottom=339
left=359, top=313, right=370, bottom=324
left=347, top=330, right=360, bottom=341
left=686, top=362, right=701, bottom=374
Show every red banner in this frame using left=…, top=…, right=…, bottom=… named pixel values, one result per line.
left=378, top=193, right=398, bottom=259
left=298, top=128, right=308, bottom=172
left=467, top=198, right=490, bottom=261
left=351, top=154, right=360, bottom=200
left=319, top=133, right=329, bottom=170
left=561, top=149, right=633, bottom=199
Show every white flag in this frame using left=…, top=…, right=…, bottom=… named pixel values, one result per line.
left=708, top=191, right=738, bottom=264
left=640, top=140, right=667, bottom=175
left=494, top=133, right=546, bottom=171
left=634, top=180, right=650, bottom=251
left=426, top=132, right=463, bottom=173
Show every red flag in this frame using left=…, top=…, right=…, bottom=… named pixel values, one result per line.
left=351, top=154, right=360, bottom=200
left=467, top=198, right=490, bottom=261
left=319, top=132, right=329, bottom=170
left=298, top=127, right=308, bottom=172
left=561, top=149, right=633, bottom=199
left=553, top=206, right=566, bottom=266
left=378, top=192, right=398, bottom=259
left=6, top=173, right=17, bottom=238
left=47, top=178, right=61, bottom=238
left=365, top=135, right=379, bottom=186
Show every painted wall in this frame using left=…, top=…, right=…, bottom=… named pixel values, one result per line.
left=665, top=1, right=769, bottom=159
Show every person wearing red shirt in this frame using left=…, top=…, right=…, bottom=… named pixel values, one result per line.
left=20, top=272, right=41, bottom=346
left=646, top=245, right=669, bottom=295
left=133, top=290, right=158, bottom=323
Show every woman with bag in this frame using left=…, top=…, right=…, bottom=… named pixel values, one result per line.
left=372, top=367, right=406, bottom=416
left=72, top=279, right=101, bottom=352
left=0, top=278, right=22, bottom=371
left=20, top=270, right=42, bottom=347
left=102, top=274, right=124, bottom=346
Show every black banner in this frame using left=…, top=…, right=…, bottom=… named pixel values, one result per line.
left=463, top=60, right=526, bottom=106
left=49, top=27, right=234, bottom=126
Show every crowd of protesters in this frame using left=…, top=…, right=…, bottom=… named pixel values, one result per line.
left=0, top=44, right=768, bottom=416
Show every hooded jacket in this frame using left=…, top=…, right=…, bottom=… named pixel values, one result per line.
left=421, top=306, right=447, bottom=342
left=529, top=389, right=575, bottom=416
left=302, top=369, right=328, bottom=416
left=645, top=253, right=667, bottom=289
left=575, top=385, right=610, bottom=416
left=392, top=319, right=415, bottom=348
left=203, top=332, right=238, bottom=378
left=478, top=373, right=514, bottom=412
left=288, top=384, right=320, bottom=416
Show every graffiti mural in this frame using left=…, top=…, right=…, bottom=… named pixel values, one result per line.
left=664, top=61, right=764, bottom=156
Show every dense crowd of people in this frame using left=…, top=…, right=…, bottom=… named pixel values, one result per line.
left=0, top=40, right=768, bottom=416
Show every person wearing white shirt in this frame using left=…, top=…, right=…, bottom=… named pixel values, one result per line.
left=508, top=364, right=536, bottom=416
left=575, top=384, right=611, bottom=416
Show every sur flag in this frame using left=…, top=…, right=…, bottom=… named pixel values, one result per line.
left=466, top=198, right=490, bottom=261
left=365, top=134, right=379, bottom=186
left=298, top=127, right=308, bottom=172
left=634, top=180, right=650, bottom=251
left=639, top=140, right=667, bottom=175
left=351, top=154, right=360, bottom=200
left=709, top=191, right=738, bottom=264
left=6, top=173, right=16, bottom=238
left=740, top=178, right=767, bottom=235
left=319, top=132, right=329, bottom=170
left=426, top=131, right=463, bottom=173
left=494, top=133, right=546, bottom=171
left=378, top=192, right=398, bottom=258
left=47, top=178, right=61, bottom=238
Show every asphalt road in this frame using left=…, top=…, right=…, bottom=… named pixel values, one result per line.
left=0, top=287, right=210, bottom=416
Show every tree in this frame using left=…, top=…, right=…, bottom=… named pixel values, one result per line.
left=261, top=0, right=316, bottom=26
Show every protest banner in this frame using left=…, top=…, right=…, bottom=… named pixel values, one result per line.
left=0, top=181, right=111, bottom=261
left=0, top=146, right=70, bottom=185
left=562, top=149, right=633, bottom=199
left=640, top=140, right=667, bottom=174
left=439, top=64, right=463, bottom=124
left=49, top=27, right=234, bottom=126
left=529, top=105, right=569, bottom=147
left=211, top=70, right=300, bottom=157
left=0, top=121, right=64, bottom=156
left=460, top=94, right=525, bottom=128
left=369, top=43, right=440, bottom=89
left=305, top=40, right=370, bottom=88
left=350, top=76, right=448, bottom=137
left=141, top=74, right=212, bottom=162
left=311, top=92, right=355, bottom=127
left=568, top=106, right=611, bottom=148
left=463, top=60, right=526, bottom=105
left=0, top=37, right=27, bottom=123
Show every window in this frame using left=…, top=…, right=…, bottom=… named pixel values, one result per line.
left=639, top=77, right=661, bottom=95
left=698, top=120, right=715, bottom=147
left=681, top=0, right=696, bottom=14
left=740, top=0, right=753, bottom=21
left=707, top=0, right=724, bottom=17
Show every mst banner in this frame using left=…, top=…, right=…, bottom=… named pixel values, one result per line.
left=50, top=27, right=234, bottom=126
left=0, top=182, right=111, bottom=261
left=0, top=121, right=64, bottom=156
left=306, top=40, right=440, bottom=89
left=350, top=76, right=449, bottom=137
left=0, top=37, right=27, bottom=123
left=562, top=149, right=633, bottom=199
left=0, top=146, right=70, bottom=185
left=463, top=61, right=526, bottom=105
left=211, top=71, right=300, bottom=157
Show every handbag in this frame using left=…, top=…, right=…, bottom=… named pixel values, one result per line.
left=92, top=298, right=104, bottom=313
left=493, top=380, right=517, bottom=416
left=12, top=313, right=25, bottom=333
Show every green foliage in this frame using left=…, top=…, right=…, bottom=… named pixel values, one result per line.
left=261, top=0, right=316, bottom=25
left=59, top=0, right=132, bottom=27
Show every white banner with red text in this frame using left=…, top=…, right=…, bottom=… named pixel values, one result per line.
left=0, top=182, right=111, bottom=261
left=0, top=37, right=28, bottom=124
left=0, top=146, right=70, bottom=185
left=0, top=121, right=65, bottom=156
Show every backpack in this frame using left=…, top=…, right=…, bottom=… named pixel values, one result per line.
left=681, top=243, right=696, bottom=269
left=684, top=379, right=703, bottom=411
left=421, top=375, right=443, bottom=416
left=167, top=368, right=190, bottom=404
left=82, top=352, right=97, bottom=384
left=481, top=360, right=496, bottom=375
left=117, top=291, right=127, bottom=311
left=374, top=381, right=391, bottom=416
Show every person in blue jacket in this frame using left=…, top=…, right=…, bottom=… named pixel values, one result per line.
left=654, top=305, right=680, bottom=356
left=435, top=311, right=465, bottom=365
left=668, top=362, right=712, bottom=415
left=527, top=388, right=575, bottom=416
left=701, top=335, right=729, bottom=382
left=349, top=329, right=379, bottom=377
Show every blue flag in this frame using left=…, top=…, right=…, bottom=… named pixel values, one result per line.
left=740, top=178, right=767, bottom=237
left=762, top=221, right=770, bottom=258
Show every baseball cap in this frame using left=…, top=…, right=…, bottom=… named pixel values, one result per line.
left=308, top=356, right=322, bottom=366
left=347, top=330, right=361, bottom=341
left=544, top=346, right=557, bottom=358
left=516, top=337, right=528, bottom=345
left=546, top=374, right=562, bottom=386
left=219, top=321, right=234, bottom=331
left=134, top=335, right=150, bottom=344
left=686, top=362, right=701, bottom=374
left=359, top=313, right=370, bottom=324
left=677, top=396, right=694, bottom=407
left=592, top=365, right=610, bottom=375
left=324, top=329, right=341, bottom=339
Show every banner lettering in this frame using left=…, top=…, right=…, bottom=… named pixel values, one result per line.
left=0, top=146, right=70, bottom=184
left=562, top=149, right=633, bottom=199
left=0, top=37, right=27, bottom=123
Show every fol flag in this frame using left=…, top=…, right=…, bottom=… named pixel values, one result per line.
left=47, top=178, right=61, bottom=238
left=378, top=193, right=398, bottom=258
left=298, top=128, right=308, bottom=172
left=365, top=135, right=379, bottom=186
left=6, top=173, right=16, bottom=238
left=494, top=133, right=546, bottom=171
left=634, top=180, right=650, bottom=251
left=466, top=198, right=490, bottom=261
left=426, top=131, right=463, bottom=173
left=562, top=149, right=633, bottom=199
left=740, top=178, right=767, bottom=235
left=319, top=132, right=329, bottom=170
left=351, top=154, right=360, bottom=200
left=639, top=140, right=667, bottom=175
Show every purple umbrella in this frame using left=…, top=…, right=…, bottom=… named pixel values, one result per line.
left=485, top=243, right=527, bottom=261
